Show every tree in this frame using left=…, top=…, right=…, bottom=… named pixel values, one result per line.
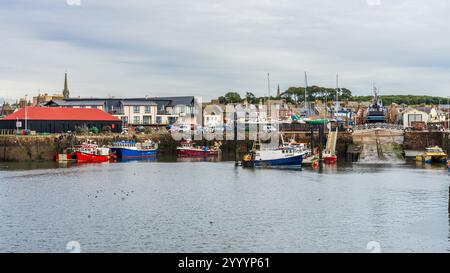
left=280, top=87, right=306, bottom=104
left=221, top=92, right=242, bottom=104
left=245, top=92, right=257, bottom=104
left=279, top=85, right=353, bottom=104
left=340, top=88, right=352, bottom=100
left=218, top=96, right=227, bottom=104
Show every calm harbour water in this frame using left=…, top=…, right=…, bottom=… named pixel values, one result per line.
left=0, top=157, right=449, bottom=253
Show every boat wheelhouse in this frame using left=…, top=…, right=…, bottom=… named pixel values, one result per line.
left=366, top=85, right=386, bottom=123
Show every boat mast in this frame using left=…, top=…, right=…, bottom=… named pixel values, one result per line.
left=304, top=72, right=308, bottom=114
left=335, top=73, right=339, bottom=113
left=372, top=82, right=378, bottom=106
left=267, top=73, right=271, bottom=119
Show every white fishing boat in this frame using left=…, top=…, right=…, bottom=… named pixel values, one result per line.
left=242, top=136, right=309, bottom=168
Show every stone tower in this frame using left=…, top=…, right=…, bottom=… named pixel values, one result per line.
left=63, top=72, right=70, bottom=99
left=276, top=84, right=281, bottom=98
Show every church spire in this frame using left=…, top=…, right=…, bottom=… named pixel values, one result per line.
left=276, top=84, right=281, bottom=98
left=63, top=72, right=70, bottom=99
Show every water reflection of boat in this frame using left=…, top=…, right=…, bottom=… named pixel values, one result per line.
left=176, top=156, right=221, bottom=163
left=415, top=160, right=447, bottom=170
left=117, top=157, right=157, bottom=163
left=110, top=141, right=158, bottom=159
left=415, top=146, right=447, bottom=163
left=176, top=140, right=221, bottom=157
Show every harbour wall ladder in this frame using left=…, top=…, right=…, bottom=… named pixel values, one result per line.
left=325, top=128, right=338, bottom=152
left=375, top=130, right=385, bottom=160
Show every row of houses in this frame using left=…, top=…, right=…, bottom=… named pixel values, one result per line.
left=0, top=95, right=197, bottom=134
left=400, top=106, right=447, bottom=128
left=43, top=96, right=196, bottom=126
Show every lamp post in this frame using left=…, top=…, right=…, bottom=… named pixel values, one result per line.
left=24, top=94, right=28, bottom=131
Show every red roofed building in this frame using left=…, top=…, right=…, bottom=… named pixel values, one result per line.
left=0, top=107, right=122, bottom=133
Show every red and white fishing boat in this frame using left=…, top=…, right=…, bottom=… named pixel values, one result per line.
left=323, top=150, right=337, bottom=164
left=76, top=142, right=112, bottom=163
left=176, top=140, right=221, bottom=157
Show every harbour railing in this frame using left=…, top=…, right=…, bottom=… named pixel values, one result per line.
left=0, top=129, right=15, bottom=135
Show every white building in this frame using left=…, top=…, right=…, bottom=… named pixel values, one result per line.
left=118, top=101, right=158, bottom=125
left=429, top=107, right=446, bottom=123
left=401, top=108, right=429, bottom=127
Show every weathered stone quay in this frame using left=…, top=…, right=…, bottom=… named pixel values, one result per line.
left=0, top=131, right=449, bottom=162
left=0, top=133, right=174, bottom=162
left=0, top=132, right=252, bottom=162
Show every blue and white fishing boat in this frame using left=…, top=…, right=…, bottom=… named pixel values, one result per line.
left=110, top=141, right=158, bottom=159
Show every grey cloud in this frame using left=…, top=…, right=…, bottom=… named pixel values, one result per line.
left=1, top=0, right=450, bottom=100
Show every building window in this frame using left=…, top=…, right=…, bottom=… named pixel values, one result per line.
left=79, top=105, right=85, bottom=108
left=143, top=116, right=151, bottom=125
left=168, top=117, right=177, bottom=124
left=156, top=116, right=162, bottom=124
left=121, top=116, right=128, bottom=125
left=133, top=116, right=140, bottom=124
left=408, top=114, right=423, bottom=126
left=133, top=106, right=140, bottom=114
left=145, top=105, right=151, bottom=114
left=91, top=105, right=98, bottom=109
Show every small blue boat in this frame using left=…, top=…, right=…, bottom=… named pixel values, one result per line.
left=110, top=141, right=158, bottom=159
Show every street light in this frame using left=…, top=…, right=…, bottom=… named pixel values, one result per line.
left=24, top=94, right=28, bottom=131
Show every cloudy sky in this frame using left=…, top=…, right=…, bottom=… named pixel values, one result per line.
left=1, top=0, right=450, bottom=101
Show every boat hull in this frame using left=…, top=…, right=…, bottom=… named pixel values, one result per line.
left=424, top=156, right=447, bottom=163
left=416, top=155, right=447, bottom=163
left=323, top=155, right=337, bottom=164
left=111, top=147, right=157, bottom=159
left=254, top=154, right=303, bottom=167
left=76, top=151, right=111, bottom=163
left=177, top=149, right=219, bottom=157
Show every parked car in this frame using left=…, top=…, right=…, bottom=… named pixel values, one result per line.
left=261, top=125, right=278, bottom=133
left=194, top=125, right=203, bottom=134
left=204, top=125, right=224, bottom=134
left=178, top=124, right=191, bottom=133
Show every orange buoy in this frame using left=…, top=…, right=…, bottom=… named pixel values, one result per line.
left=312, top=160, right=319, bottom=169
